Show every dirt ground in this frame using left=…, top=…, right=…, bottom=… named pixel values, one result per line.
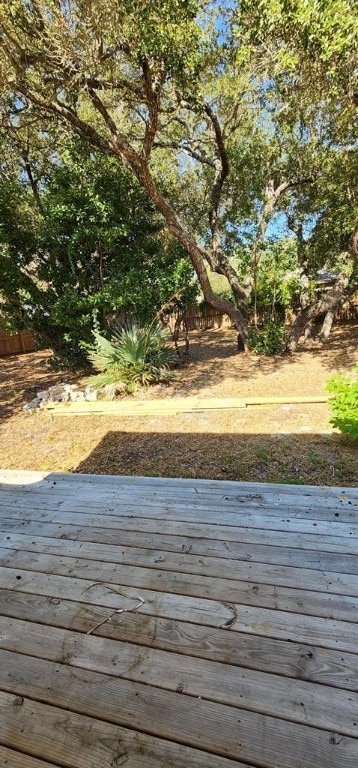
left=0, top=325, right=357, bottom=486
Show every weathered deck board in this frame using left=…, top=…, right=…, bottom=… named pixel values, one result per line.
left=0, top=746, right=59, bottom=768
left=1, top=588, right=357, bottom=691
left=0, top=470, right=357, bottom=768
left=1, top=545, right=358, bottom=623
left=1, top=469, right=357, bottom=498
left=0, top=617, right=356, bottom=736
left=1, top=485, right=357, bottom=516
left=3, top=526, right=358, bottom=571
left=2, top=534, right=358, bottom=599
left=0, top=692, right=251, bottom=768
left=1, top=563, right=358, bottom=652
left=1, top=505, right=358, bottom=537
left=1, top=650, right=357, bottom=768
left=1, top=489, right=357, bottom=524
left=2, top=514, right=358, bottom=553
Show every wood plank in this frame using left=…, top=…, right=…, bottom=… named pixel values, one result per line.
left=43, top=395, right=329, bottom=415
left=2, top=495, right=358, bottom=530
left=0, top=566, right=357, bottom=652
left=0, top=468, right=355, bottom=494
left=0, top=498, right=358, bottom=535
left=1, top=503, right=357, bottom=538
left=0, top=746, right=59, bottom=768
left=41, top=397, right=284, bottom=415
left=1, top=471, right=357, bottom=504
left=2, top=522, right=358, bottom=577
left=2, top=534, right=358, bottom=604
left=0, top=691, right=250, bottom=768
left=3, top=528, right=358, bottom=594
left=3, top=541, right=358, bottom=624
left=1, top=616, right=357, bottom=736
left=1, top=483, right=357, bottom=522
left=244, top=395, right=329, bottom=405
left=0, top=650, right=357, bottom=768
left=2, top=482, right=356, bottom=512
left=1, top=513, right=358, bottom=555
left=1, top=587, right=357, bottom=692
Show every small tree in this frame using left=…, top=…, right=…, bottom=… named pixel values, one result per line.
left=0, top=140, right=196, bottom=368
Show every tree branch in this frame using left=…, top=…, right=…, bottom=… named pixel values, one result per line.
left=16, top=83, right=113, bottom=154
left=22, top=150, right=43, bottom=213
left=153, top=140, right=215, bottom=167
left=202, top=105, right=247, bottom=306
left=88, top=88, right=118, bottom=136
left=247, top=174, right=317, bottom=299
left=141, top=59, right=160, bottom=161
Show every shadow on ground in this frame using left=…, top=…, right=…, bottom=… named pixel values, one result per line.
left=73, top=430, right=357, bottom=487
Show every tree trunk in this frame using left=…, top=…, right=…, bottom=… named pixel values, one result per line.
left=304, top=321, right=314, bottom=341
left=318, top=284, right=357, bottom=341
left=286, top=307, right=313, bottom=353
left=319, top=308, right=336, bottom=342
left=115, top=147, right=250, bottom=349
left=286, top=273, right=353, bottom=353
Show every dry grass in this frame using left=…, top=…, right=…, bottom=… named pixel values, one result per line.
left=0, top=325, right=357, bottom=486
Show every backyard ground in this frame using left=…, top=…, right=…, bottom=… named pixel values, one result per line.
left=0, top=324, right=357, bottom=485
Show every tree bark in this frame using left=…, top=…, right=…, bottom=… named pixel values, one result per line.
left=319, top=282, right=358, bottom=341
left=319, top=308, right=336, bottom=341
left=286, top=274, right=352, bottom=352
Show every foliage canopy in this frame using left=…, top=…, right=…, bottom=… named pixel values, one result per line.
left=0, top=0, right=357, bottom=356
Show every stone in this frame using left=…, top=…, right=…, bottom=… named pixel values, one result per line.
left=37, top=391, right=50, bottom=400
left=48, top=384, right=65, bottom=394
left=24, top=399, right=40, bottom=411
left=85, top=389, right=98, bottom=401
left=102, top=382, right=126, bottom=400
left=70, top=391, right=85, bottom=401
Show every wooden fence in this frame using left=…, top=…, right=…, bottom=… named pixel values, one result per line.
left=184, top=304, right=232, bottom=331
left=0, top=329, right=35, bottom=356
left=183, top=297, right=358, bottom=331
left=0, top=295, right=356, bottom=356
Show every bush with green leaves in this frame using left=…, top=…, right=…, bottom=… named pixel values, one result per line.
left=248, top=321, right=287, bottom=356
left=86, top=322, right=176, bottom=393
left=0, top=140, right=197, bottom=370
left=326, top=365, right=358, bottom=439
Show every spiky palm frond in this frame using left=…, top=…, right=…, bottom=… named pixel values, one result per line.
left=86, top=331, right=123, bottom=373
left=86, top=321, right=176, bottom=393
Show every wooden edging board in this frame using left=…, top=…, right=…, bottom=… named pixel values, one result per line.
left=43, top=395, right=330, bottom=416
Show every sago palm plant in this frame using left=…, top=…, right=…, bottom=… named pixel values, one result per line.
left=86, top=321, right=175, bottom=393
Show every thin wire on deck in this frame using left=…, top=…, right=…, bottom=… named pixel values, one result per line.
left=220, top=601, right=238, bottom=629
left=82, top=581, right=145, bottom=635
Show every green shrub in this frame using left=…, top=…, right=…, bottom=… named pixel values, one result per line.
left=0, top=140, right=197, bottom=371
left=326, top=365, right=358, bottom=439
left=85, top=321, right=176, bottom=393
left=249, top=322, right=287, bottom=355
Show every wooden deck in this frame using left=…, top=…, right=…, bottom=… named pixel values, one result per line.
left=0, top=471, right=357, bottom=768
